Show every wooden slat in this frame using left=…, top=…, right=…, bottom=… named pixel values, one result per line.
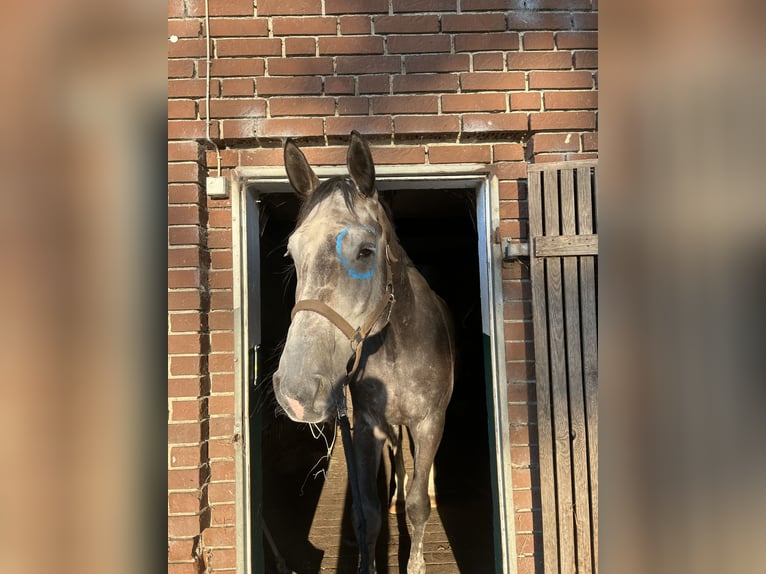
left=534, top=234, right=598, bottom=257
left=577, top=166, right=599, bottom=574
left=543, top=168, right=576, bottom=574
left=560, top=168, right=593, bottom=574
left=527, top=169, right=559, bottom=574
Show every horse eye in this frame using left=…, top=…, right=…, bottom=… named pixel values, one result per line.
left=357, top=247, right=375, bottom=260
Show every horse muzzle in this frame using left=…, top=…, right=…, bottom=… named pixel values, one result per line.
left=272, top=371, right=336, bottom=423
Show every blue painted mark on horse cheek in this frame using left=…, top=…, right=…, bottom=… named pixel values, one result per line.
left=336, top=226, right=375, bottom=281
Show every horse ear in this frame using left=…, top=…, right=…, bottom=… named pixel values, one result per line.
left=347, top=130, right=376, bottom=197
left=284, top=139, right=319, bottom=198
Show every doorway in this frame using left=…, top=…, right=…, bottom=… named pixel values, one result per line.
left=234, top=169, right=514, bottom=573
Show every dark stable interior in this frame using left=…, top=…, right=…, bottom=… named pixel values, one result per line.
left=250, top=187, right=495, bottom=573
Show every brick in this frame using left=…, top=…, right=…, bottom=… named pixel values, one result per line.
left=201, top=525, right=236, bottom=547
left=428, top=145, right=491, bottom=164
left=336, top=56, right=401, bottom=74
left=544, top=91, right=598, bottom=110
left=169, top=313, right=205, bottom=334
left=461, top=0, right=524, bottom=8
left=494, top=143, right=525, bottom=161
left=339, top=16, right=371, bottom=35
left=168, top=162, right=202, bottom=183
left=169, top=355, right=204, bottom=377
left=404, top=54, right=469, bottom=73
left=507, top=12, right=571, bottom=30
left=210, top=331, right=234, bottom=351
left=318, top=36, right=384, bottom=55
left=393, top=74, right=458, bottom=93
left=556, top=31, right=598, bottom=50
left=461, top=72, right=525, bottom=92
left=208, top=547, right=237, bottom=569
left=300, top=147, right=346, bottom=165
left=208, top=18, right=268, bottom=37
left=256, top=76, right=322, bottom=95
left=168, top=332, right=205, bottom=354
left=267, top=57, right=332, bottom=76
left=210, top=504, right=237, bottom=526
left=216, top=38, right=281, bottom=57
left=209, top=395, right=235, bottom=417
left=510, top=92, right=542, bottom=111
left=325, top=77, right=355, bottom=95
left=168, top=538, right=196, bottom=562
left=271, top=17, right=336, bottom=36
left=358, top=75, right=390, bottom=94
left=168, top=120, right=220, bottom=140
left=209, top=58, right=265, bottom=77
left=573, top=12, right=598, bottom=30
left=370, top=146, right=426, bottom=164
left=582, top=131, right=598, bottom=151
left=454, top=33, right=519, bottom=52
left=168, top=421, right=203, bottom=445
left=373, top=15, right=439, bottom=34
left=387, top=35, right=451, bottom=54
left=326, top=116, right=392, bottom=136
left=168, top=183, right=202, bottom=204
left=494, top=163, right=528, bottom=181
left=214, top=119, right=252, bottom=138
left=168, top=563, right=198, bottom=574
left=325, top=0, right=388, bottom=14
left=270, top=97, right=335, bottom=117
left=252, top=118, right=323, bottom=137
left=338, top=97, right=369, bottom=115
left=209, top=269, right=233, bottom=289
left=209, top=310, right=234, bottom=330
left=170, top=445, right=204, bottom=468
left=530, top=133, right=580, bottom=153
left=209, top=415, right=235, bottom=438
left=168, top=468, right=200, bottom=489
left=201, top=99, right=266, bottom=118
left=168, top=515, right=201, bottom=538
left=168, top=38, right=206, bottom=59
left=221, top=78, right=254, bottom=96
left=210, top=352, right=235, bottom=373
left=507, top=52, right=572, bottom=70
left=473, top=53, right=504, bottom=71
left=169, top=60, right=195, bottom=79
left=528, top=71, right=594, bottom=89
left=187, top=0, right=253, bottom=16
left=442, top=13, right=506, bottom=32
left=393, top=115, right=459, bottom=135
left=168, top=289, right=202, bottom=311
left=210, top=248, right=233, bottom=268
left=574, top=50, right=598, bottom=69
left=168, top=0, right=184, bottom=17
left=211, top=373, right=235, bottom=393
left=529, top=0, right=592, bottom=7
left=169, top=79, right=218, bottom=98
left=372, top=95, right=437, bottom=114
left=463, top=113, right=528, bottom=133
left=257, top=0, right=321, bottom=16
left=239, top=148, right=282, bottom=166
left=522, top=32, right=554, bottom=51
left=285, top=37, right=316, bottom=56
left=530, top=111, right=596, bottom=130
left=209, top=438, right=235, bottom=459
left=392, top=0, right=456, bottom=11
left=168, top=205, right=203, bottom=226
left=168, top=226, right=203, bottom=246
left=442, top=93, right=506, bottom=113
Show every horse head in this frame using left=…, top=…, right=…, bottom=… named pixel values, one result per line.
left=273, top=132, right=395, bottom=423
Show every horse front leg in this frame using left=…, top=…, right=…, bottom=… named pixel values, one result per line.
left=352, top=421, right=385, bottom=573
left=405, top=418, right=445, bottom=574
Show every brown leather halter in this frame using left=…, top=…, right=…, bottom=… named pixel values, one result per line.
left=290, top=243, right=397, bottom=383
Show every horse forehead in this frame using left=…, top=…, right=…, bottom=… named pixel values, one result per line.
left=297, top=194, right=378, bottom=245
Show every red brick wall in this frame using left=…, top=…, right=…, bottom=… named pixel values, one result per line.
left=168, top=1, right=597, bottom=572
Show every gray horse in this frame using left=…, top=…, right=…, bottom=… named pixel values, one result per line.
left=272, top=132, right=455, bottom=574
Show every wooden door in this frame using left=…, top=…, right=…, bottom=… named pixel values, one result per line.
left=527, top=161, right=598, bottom=574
